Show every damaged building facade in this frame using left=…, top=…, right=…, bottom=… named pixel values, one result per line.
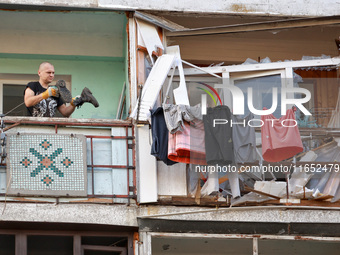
left=0, top=0, right=339, bottom=254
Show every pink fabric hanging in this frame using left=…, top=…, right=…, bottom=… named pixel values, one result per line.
left=261, top=108, right=303, bottom=162
left=168, top=119, right=207, bottom=165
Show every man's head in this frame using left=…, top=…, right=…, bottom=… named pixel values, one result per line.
left=38, top=62, right=55, bottom=87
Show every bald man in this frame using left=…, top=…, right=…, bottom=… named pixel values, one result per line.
left=24, top=62, right=98, bottom=117
left=24, top=62, right=76, bottom=117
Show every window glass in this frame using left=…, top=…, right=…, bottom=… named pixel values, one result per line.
left=3, top=84, right=27, bottom=116
left=0, top=234, right=15, bottom=255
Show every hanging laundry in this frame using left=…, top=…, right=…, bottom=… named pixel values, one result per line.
left=232, top=113, right=257, bottom=164
left=168, top=119, right=207, bottom=165
left=203, top=105, right=233, bottom=165
left=261, top=108, right=303, bottom=162
left=163, top=104, right=202, bottom=134
left=150, top=107, right=177, bottom=166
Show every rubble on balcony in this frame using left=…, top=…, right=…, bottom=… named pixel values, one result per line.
left=229, top=137, right=340, bottom=207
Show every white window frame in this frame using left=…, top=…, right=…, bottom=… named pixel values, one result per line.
left=227, top=69, right=288, bottom=116
left=179, top=57, right=340, bottom=114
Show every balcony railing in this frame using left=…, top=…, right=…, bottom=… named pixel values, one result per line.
left=0, top=116, right=136, bottom=204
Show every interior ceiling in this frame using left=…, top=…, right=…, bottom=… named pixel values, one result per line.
left=146, top=12, right=340, bottom=65
left=146, top=11, right=289, bottom=28
left=0, top=10, right=124, bottom=36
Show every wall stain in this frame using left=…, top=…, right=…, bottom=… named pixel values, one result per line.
left=231, top=4, right=254, bottom=13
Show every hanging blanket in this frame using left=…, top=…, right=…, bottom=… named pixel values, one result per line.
left=168, top=119, right=207, bottom=165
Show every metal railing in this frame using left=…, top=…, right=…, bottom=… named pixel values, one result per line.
left=86, top=129, right=136, bottom=199
left=0, top=117, right=136, bottom=202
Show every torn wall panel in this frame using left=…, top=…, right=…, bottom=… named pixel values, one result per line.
left=136, top=18, right=164, bottom=64
left=130, top=54, right=175, bottom=121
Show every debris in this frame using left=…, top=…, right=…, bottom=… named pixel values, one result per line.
left=231, top=192, right=275, bottom=206
left=244, top=185, right=281, bottom=200
left=300, top=151, right=317, bottom=161
left=254, top=181, right=286, bottom=198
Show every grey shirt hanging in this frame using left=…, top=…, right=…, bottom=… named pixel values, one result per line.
left=232, top=113, right=257, bottom=164
left=163, top=104, right=202, bottom=134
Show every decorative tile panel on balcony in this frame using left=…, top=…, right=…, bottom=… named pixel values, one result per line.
left=6, top=133, right=87, bottom=197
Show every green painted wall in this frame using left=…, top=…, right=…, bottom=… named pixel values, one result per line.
left=0, top=57, right=126, bottom=119
left=0, top=10, right=128, bottom=120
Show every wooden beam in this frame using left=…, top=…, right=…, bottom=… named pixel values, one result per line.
left=135, top=11, right=187, bottom=32
left=137, top=45, right=159, bottom=57
left=167, top=16, right=340, bottom=37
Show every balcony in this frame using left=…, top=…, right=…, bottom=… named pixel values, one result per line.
left=0, top=116, right=136, bottom=204
left=1, top=115, right=340, bottom=209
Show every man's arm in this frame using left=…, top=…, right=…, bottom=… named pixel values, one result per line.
left=57, top=104, right=76, bottom=117
left=24, top=87, right=45, bottom=107
left=24, top=87, right=59, bottom=107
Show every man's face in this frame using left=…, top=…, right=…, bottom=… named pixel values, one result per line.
left=38, top=63, right=55, bottom=85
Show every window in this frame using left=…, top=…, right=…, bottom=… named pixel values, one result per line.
left=0, top=234, right=15, bottom=255
left=233, top=74, right=283, bottom=118
left=229, top=69, right=287, bottom=119
left=2, top=84, right=27, bottom=116
left=28, top=235, right=73, bottom=255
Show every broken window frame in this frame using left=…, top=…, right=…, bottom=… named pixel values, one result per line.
left=163, top=57, right=340, bottom=204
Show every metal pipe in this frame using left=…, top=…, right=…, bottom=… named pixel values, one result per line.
left=253, top=237, right=258, bottom=255
left=132, top=126, right=137, bottom=197
left=87, top=194, right=136, bottom=199
left=90, top=137, right=95, bottom=196
left=86, top=135, right=134, bottom=140
left=126, top=126, right=130, bottom=205
left=87, top=165, right=135, bottom=169
left=4, top=120, right=132, bottom=127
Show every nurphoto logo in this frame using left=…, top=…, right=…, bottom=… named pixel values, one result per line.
left=201, top=83, right=311, bottom=116
left=199, top=79, right=312, bottom=128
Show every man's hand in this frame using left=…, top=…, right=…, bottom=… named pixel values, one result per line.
left=41, top=86, right=59, bottom=99
left=71, top=96, right=82, bottom=107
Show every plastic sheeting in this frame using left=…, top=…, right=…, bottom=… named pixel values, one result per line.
left=304, top=141, right=340, bottom=201
left=328, top=88, right=340, bottom=128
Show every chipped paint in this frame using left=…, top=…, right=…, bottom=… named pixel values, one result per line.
left=294, top=236, right=315, bottom=241
left=231, top=4, right=254, bottom=13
